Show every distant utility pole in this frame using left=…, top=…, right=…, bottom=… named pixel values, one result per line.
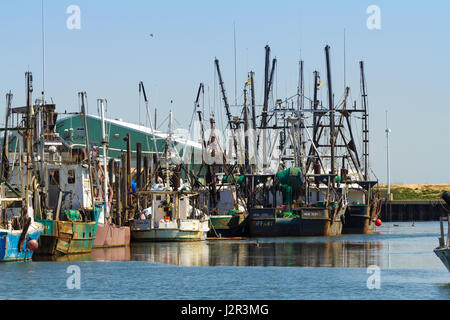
left=385, top=110, right=391, bottom=197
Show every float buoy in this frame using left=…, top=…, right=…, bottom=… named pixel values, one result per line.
left=375, top=219, right=382, bottom=227
left=26, top=239, right=39, bottom=251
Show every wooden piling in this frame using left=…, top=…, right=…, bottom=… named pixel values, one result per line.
left=121, top=152, right=128, bottom=223
left=114, top=160, right=121, bottom=226
left=136, top=143, right=142, bottom=191
left=108, top=158, right=114, bottom=189
left=143, top=156, right=149, bottom=190
left=126, top=133, right=131, bottom=211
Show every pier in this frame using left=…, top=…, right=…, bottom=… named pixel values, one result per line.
left=380, top=200, right=448, bottom=222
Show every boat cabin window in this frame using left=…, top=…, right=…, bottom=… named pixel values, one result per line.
left=68, top=169, right=75, bottom=184
left=156, top=195, right=161, bottom=201
left=49, top=170, right=60, bottom=186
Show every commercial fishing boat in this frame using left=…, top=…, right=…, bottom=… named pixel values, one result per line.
left=0, top=142, right=43, bottom=262
left=130, top=188, right=210, bottom=242
left=30, top=100, right=102, bottom=255
left=339, top=61, right=382, bottom=234
left=206, top=176, right=248, bottom=238
left=244, top=45, right=348, bottom=237
left=343, top=181, right=382, bottom=234
left=200, top=117, right=248, bottom=238
left=90, top=98, right=130, bottom=248
left=247, top=168, right=347, bottom=237
left=9, top=78, right=101, bottom=256
left=0, top=82, right=43, bottom=262
left=130, top=112, right=210, bottom=241
left=434, top=191, right=450, bottom=272
left=0, top=187, right=44, bottom=262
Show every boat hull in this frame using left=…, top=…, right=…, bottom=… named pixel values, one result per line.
left=434, top=247, right=450, bottom=272
left=35, top=220, right=98, bottom=255
left=208, top=214, right=248, bottom=238
left=131, top=229, right=207, bottom=242
left=342, top=205, right=372, bottom=234
left=130, top=219, right=209, bottom=242
left=0, top=225, right=43, bottom=262
left=342, top=198, right=382, bottom=234
left=93, top=223, right=130, bottom=248
left=249, top=207, right=344, bottom=237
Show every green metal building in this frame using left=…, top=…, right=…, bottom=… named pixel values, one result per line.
left=54, top=114, right=202, bottom=166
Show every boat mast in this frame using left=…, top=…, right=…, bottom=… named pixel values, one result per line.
left=1, top=92, right=12, bottom=181
left=99, top=98, right=109, bottom=222
left=24, top=72, right=34, bottom=216
left=0, top=93, right=12, bottom=227
left=166, top=111, right=173, bottom=190
left=360, top=61, right=369, bottom=181
left=298, top=60, right=305, bottom=169
left=195, top=83, right=207, bottom=162
left=249, top=71, right=256, bottom=173
left=208, top=117, right=218, bottom=211
left=312, top=70, right=320, bottom=161
left=243, top=83, right=250, bottom=173
left=79, top=92, right=95, bottom=208
left=259, top=46, right=276, bottom=170
left=214, top=58, right=238, bottom=164
left=258, top=45, right=270, bottom=168
left=249, top=72, right=257, bottom=132
left=325, top=45, right=335, bottom=182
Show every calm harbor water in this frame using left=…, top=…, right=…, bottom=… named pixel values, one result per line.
left=0, top=222, right=449, bottom=300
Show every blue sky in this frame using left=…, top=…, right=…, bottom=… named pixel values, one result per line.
left=0, top=0, right=449, bottom=184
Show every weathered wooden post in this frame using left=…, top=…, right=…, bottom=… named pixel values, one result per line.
left=114, top=160, right=121, bottom=226
left=108, top=158, right=114, bottom=191
left=136, top=143, right=142, bottom=190
left=143, top=156, right=149, bottom=190
left=439, top=216, right=445, bottom=248
left=143, top=156, right=149, bottom=209
left=108, top=158, right=115, bottom=224
left=447, top=213, right=450, bottom=247
left=126, top=134, right=131, bottom=212
left=121, top=152, right=128, bottom=223
left=136, top=143, right=142, bottom=211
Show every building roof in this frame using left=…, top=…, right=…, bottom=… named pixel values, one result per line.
left=55, top=114, right=202, bottom=159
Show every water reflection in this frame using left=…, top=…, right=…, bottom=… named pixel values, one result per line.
left=33, top=246, right=131, bottom=262
left=92, top=247, right=131, bottom=261
left=32, top=240, right=382, bottom=268
left=32, top=223, right=445, bottom=268
left=130, top=240, right=383, bottom=268
left=33, top=253, right=94, bottom=262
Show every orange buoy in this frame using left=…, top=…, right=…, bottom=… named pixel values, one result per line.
left=27, top=239, right=39, bottom=251
left=375, top=219, right=382, bottom=227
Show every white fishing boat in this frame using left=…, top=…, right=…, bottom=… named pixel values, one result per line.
left=130, top=111, right=209, bottom=242
left=434, top=191, right=450, bottom=272
left=130, top=187, right=210, bottom=242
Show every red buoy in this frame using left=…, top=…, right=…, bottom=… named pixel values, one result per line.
left=26, top=239, right=39, bottom=251
left=375, top=219, right=382, bottom=227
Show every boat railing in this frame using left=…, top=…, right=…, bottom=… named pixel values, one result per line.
left=438, top=215, right=449, bottom=249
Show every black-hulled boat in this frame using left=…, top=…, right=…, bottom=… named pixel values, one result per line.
left=434, top=191, right=450, bottom=272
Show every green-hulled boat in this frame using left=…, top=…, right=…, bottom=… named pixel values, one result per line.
left=206, top=183, right=248, bottom=238
left=25, top=103, right=102, bottom=255
left=37, top=206, right=101, bottom=255
left=209, top=211, right=247, bottom=238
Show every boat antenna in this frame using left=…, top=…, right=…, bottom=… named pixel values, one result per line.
left=41, top=0, right=45, bottom=102
left=234, top=21, right=237, bottom=106
left=343, top=28, right=346, bottom=91
left=385, top=110, right=391, bottom=197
